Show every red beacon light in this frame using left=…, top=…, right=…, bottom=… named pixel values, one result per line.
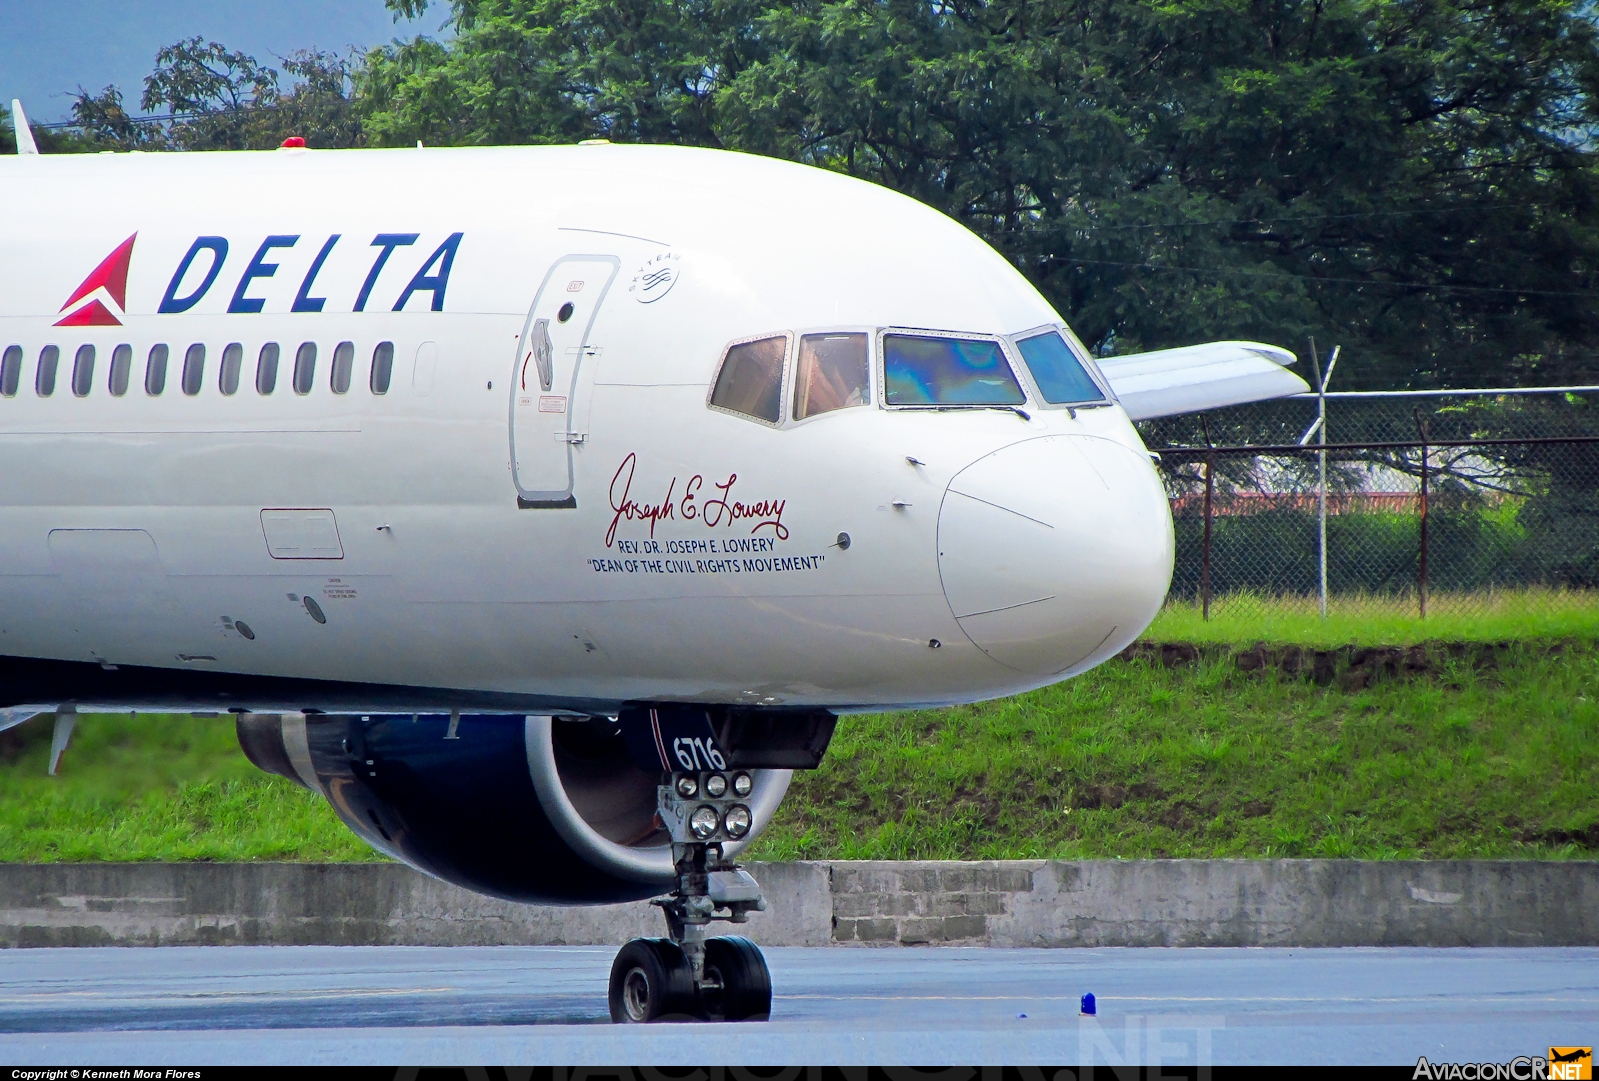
left=280, top=136, right=307, bottom=148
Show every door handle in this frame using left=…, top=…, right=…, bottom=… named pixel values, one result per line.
left=533, top=318, right=554, bottom=392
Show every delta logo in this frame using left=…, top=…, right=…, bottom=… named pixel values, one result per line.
left=54, top=233, right=137, bottom=327
left=52, top=231, right=463, bottom=326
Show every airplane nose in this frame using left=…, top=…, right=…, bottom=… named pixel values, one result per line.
left=937, top=435, right=1174, bottom=676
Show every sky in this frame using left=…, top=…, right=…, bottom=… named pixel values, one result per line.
left=2, top=0, right=441, bottom=123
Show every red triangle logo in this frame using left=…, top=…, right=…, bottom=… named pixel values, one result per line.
left=54, top=299, right=122, bottom=327
left=55, top=233, right=136, bottom=326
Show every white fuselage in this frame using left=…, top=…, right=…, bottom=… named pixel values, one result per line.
left=0, top=143, right=1174, bottom=712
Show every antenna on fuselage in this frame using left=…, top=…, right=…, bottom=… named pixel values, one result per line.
left=11, top=99, right=39, bottom=155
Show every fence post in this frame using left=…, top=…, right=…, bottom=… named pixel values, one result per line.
left=1318, top=411, right=1328, bottom=618
left=1416, top=409, right=1430, bottom=619
left=1201, top=415, right=1214, bottom=621
left=1308, top=342, right=1340, bottom=619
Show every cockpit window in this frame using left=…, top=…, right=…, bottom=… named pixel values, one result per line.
left=1015, top=330, right=1105, bottom=405
left=710, top=335, right=787, bottom=424
left=882, top=334, right=1024, bottom=406
left=793, top=333, right=868, bottom=420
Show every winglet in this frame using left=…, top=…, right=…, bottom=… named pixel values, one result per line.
left=11, top=99, right=39, bottom=155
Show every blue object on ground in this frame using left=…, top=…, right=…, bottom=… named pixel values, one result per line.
left=1081, top=992, right=1096, bottom=1015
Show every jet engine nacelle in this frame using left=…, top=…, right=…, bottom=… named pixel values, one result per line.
left=235, top=711, right=792, bottom=904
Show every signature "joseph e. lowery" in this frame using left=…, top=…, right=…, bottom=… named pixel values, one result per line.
left=606, top=452, right=789, bottom=547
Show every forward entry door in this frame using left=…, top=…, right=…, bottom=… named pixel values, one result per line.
left=510, top=255, right=620, bottom=507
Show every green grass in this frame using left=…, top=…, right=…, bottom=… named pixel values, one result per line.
left=2, top=634, right=1595, bottom=864
left=0, top=713, right=374, bottom=862
left=745, top=641, right=1599, bottom=862
left=1150, top=587, right=1599, bottom=646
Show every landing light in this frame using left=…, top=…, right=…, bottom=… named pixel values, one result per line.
left=704, top=772, right=727, bottom=797
left=675, top=775, right=699, bottom=799
left=723, top=804, right=752, bottom=839
left=731, top=771, right=753, bottom=798
left=689, top=804, right=721, bottom=840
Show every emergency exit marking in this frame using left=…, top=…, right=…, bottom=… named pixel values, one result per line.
left=567, top=281, right=584, bottom=292
left=539, top=396, right=567, bottom=412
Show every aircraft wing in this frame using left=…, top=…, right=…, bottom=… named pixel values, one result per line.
left=0, top=705, right=53, bottom=733
left=1096, top=340, right=1308, bottom=420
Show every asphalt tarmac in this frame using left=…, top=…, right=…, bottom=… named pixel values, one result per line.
left=1, top=945, right=1593, bottom=1065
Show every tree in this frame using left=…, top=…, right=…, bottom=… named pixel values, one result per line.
left=71, top=84, right=166, bottom=149
left=71, top=38, right=365, bottom=152
left=358, top=0, right=765, bottom=147
left=359, top=0, right=1599, bottom=389
left=142, top=36, right=281, bottom=149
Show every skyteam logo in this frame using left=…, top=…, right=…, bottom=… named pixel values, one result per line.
left=55, top=233, right=137, bottom=327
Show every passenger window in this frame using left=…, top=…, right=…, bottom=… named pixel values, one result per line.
left=882, top=334, right=1024, bottom=406
left=145, top=344, right=169, bottom=395
left=2, top=345, right=22, bottom=397
left=1015, top=330, right=1103, bottom=405
left=709, top=335, right=787, bottom=424
left=109, top=344, right=132, bottom=396
left=256, top=343, right=280, bottom=394
left=793, top=333, right=868, bottom=420
left=219, top=343, right=243, bottom=396
left=370, top=341, right=394, bottom=394
left=182, top=343, right=206, bottom=396
left=293, top=342, right=317, bottom=395
left=71, top=344, right=95, bottom=397
left=36, top=345, right=60, bottom=397
left=330, top=341, right=354, bottom=394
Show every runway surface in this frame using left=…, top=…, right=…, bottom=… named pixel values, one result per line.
left=1, top=945, right=1594, bottom=1065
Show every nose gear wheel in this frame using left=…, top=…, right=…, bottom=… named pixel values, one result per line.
left=701, top=936, right=772, bottom=1021
left=607, top=939, right=697, bottom=1023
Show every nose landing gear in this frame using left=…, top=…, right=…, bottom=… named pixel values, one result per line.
left=608, top=770, right=773, bottom=1023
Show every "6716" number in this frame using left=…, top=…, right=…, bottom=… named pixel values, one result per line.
left=672, top=736, right=726, bottom=771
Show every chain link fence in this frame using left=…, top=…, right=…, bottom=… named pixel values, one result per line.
left=1138, top=386, right=1599, bottom=624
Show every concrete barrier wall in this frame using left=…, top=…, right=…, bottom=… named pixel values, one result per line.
left=1, top=859, right=1594, bottom=949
